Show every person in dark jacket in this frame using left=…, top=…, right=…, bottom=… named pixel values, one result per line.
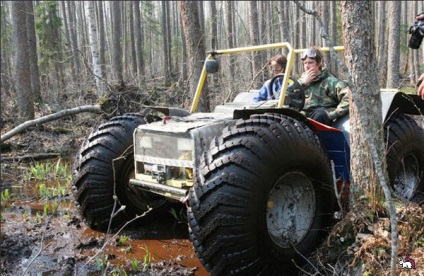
left=298, top=46, right=350, bottom=125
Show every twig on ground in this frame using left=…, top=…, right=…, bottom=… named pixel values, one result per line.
left=22, top=218, right=52, bottom=275
left=81, top=207, right=152, bottom=270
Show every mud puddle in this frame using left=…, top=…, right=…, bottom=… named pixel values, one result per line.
left=1, top=169, right=207, bottom=275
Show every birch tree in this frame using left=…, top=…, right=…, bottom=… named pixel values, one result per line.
left=86, top=1, right=104, bottom=96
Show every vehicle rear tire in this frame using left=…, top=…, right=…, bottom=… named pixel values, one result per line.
left=385, top=114, right=424, bottom=203
left=72, top=114, right=168, bottom=232
left=188, top=113, right=335, bottom=275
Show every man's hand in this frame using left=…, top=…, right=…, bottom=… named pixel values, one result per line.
left=418, top=73, right=424, bottom=100
left=303, top=68, right=319, bottom=86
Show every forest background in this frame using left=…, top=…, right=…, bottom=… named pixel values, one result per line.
left=1, top=1, right=423, bottom=125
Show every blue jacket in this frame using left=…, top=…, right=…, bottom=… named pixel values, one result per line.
left=253, top=78, right=282, bottom=102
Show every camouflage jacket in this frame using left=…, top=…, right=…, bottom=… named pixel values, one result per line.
left=298, top=68, right=350, bottom=120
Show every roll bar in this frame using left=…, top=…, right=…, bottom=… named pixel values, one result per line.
left=190, top=42, right=344, bottom=113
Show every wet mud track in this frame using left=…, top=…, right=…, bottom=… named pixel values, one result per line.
left=0, top=198, right=207, bottom=275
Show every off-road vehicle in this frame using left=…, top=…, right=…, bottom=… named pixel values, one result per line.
left=72, top=42, right=424, bottom=274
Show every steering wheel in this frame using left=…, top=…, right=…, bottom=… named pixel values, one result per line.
left=269, top=74, right=305, bottom=111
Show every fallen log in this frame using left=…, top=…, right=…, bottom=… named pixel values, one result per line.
left=0, top=105, right=102, bottom=144
left=1, top=152, right=62, bottom=163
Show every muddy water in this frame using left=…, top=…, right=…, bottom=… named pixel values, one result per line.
left=1, top=175, right=208, bottom=275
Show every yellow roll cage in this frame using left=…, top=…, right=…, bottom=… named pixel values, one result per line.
left=190, top=42, right=344, bottom=113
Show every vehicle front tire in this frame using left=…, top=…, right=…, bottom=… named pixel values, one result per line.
left=72, top=114, right=168, bottom=232
left=188, top=113, right=335, bottom=275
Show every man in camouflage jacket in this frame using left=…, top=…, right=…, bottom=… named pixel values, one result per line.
left=298, top=46, right=350, bottom=125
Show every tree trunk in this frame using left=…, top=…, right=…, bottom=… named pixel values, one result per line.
left=111, top=1, right=124, bottom=87
left=121, top=3, right=128, bottom=81
left=166, top=1, right=172, bottom=74
left=86, top=1, right=104, bottom=96
left=386, top=1, right=400, bottom=88
left=133, top=1, right=144, bottom=80
left=25, top=1, right=41, bottom=103
left=179, top=13, right=187, bottom=87
left=197, top=1, right=204, bottom=35
left=341, top=0, right=382, bottom=205
left=377, top=1, right=387, bottom=87
left=161, top=1, right=171, bottom=86
left=61, top=1, right=76, bottom=80
left=248, top=1, right=262, bottom=86
left=341, top=2, right=397, bottom=274
left=208, top=1, right=218, bottom=87
left=178, top=0, right=209, bottom=112
left=330, top=0, right=338, bottom=73
left=12, top=1, right=34, bottom=123
left=225, top=1, right=235, bottom=93
left=97, top=1, right=107, bottom=80
left=78, top=2, right=88, bottom=60
left=67, top=1, right=80, bottom=76
left=128, top=1, right=137, bottom=77
left=413, top=1, right=423, bottom=78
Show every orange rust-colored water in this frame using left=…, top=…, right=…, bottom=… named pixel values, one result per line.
left=1, top=179, right=208, bottom=275
left=83, top=226, right=208, bottom=275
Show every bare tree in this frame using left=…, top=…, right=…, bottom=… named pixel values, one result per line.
left=111, top=1, right=124, bottom=87
left=248, top=1, right=262, bottom=86
left=61, top=1, right=76, bottom=80
left=178, top=1, right=209, bottom=112
left=25, top=1, right=41, bottom=103
left=225, top=1, right=235, bottom=92
left=128, top=1, right=137, bottom=77
left=161, top=1, right=171, bottom=86
left=67, top=1, right=80, bottom=76
left=330, top=0, right=338, bottom=73
left=133, top=1, right=145, bottom=80
left=11, top=1, right=34, bottom=122
left=97, top=1, right=107, bottom=80
left=386, top=1, right=400, bottom=88
left=86, top=1, right=104, bottom=96
left=376, top=1, right=387, bottom=86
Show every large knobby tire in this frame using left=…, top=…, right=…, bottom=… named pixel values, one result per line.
left=72, top=114, right=168, bottom=232
left=188, top=113, right=335, bottom=275
left=385, top=114, right=424, bottom=203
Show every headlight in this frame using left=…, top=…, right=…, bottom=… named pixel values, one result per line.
left=177, top=137, right=192, bottom=151
left=134, top=130, right=194, bottom=165
left=140, top=136, right=153, bottom=148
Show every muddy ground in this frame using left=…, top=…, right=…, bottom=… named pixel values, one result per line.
left=0, top=199, right=205, bottom=275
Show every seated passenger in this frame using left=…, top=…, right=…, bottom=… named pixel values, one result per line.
left=298, top=46, right=350, bottom=126
left=253, top=54, right=287, bottom=103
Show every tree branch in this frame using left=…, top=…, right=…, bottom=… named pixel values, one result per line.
left=1, top=105, right=102, bottom=143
